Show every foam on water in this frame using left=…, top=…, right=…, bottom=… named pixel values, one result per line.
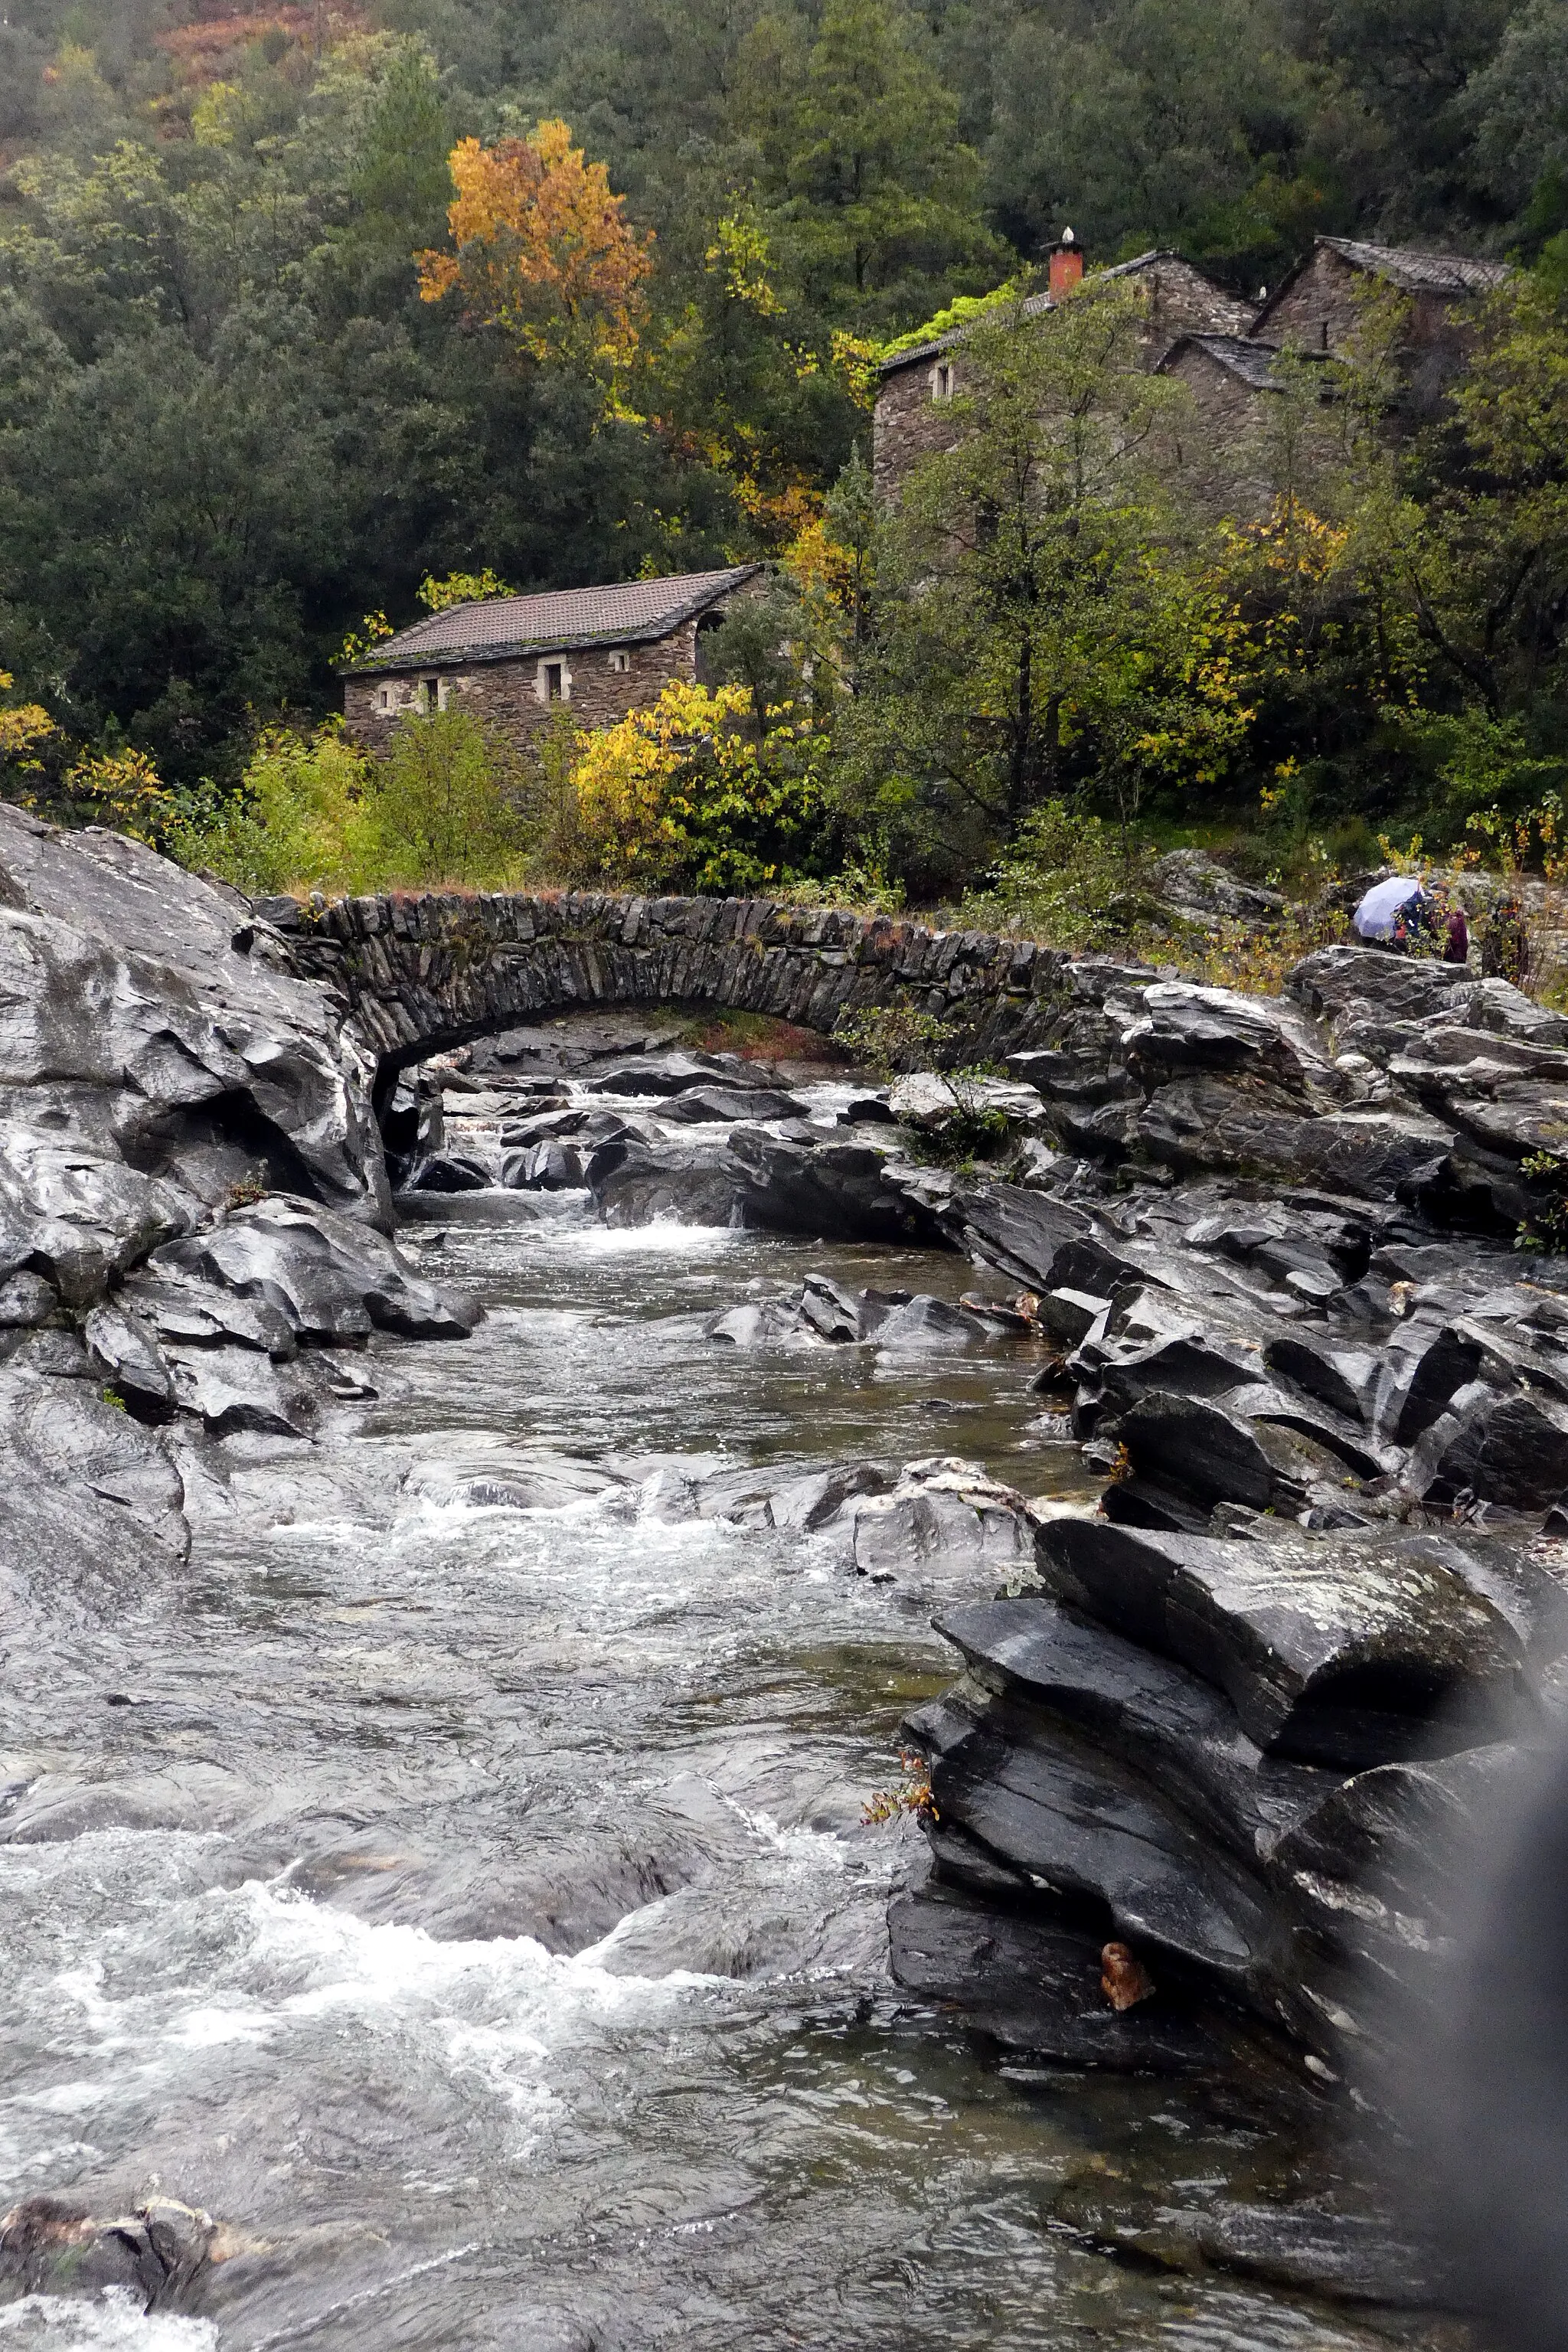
left=0, top=2292, right=217, bottom=2352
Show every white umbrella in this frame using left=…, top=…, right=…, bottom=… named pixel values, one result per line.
left=1353, top=875, right=1424, bottom=939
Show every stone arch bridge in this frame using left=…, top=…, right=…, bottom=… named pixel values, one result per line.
left=272, top=889, right=1077, bottom=1108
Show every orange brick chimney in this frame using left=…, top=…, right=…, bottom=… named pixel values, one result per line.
left=1049, top=229, right=1084, bottom=299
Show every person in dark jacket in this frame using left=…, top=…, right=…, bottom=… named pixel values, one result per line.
left=1444, top=905, right=1470, bottom=964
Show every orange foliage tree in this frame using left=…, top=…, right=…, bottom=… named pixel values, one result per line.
left=417, top=122, right=653, bottom=380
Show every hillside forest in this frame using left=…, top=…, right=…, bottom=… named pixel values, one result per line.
left=2, top=0, right=1566, bottom=914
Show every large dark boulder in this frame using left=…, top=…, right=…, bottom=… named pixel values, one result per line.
left=1034, top=1517, right=1524, bottom=1767
left=152, top=1194, right=479, bottom=1341
left=0, top=806, right=390, bottom=1290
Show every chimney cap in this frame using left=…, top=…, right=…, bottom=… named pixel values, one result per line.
left=1060, top=226, right=1076, bottom=244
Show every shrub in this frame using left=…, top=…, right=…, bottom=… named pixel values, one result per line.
left=959, top=799, right=1156, bottom=946
left=567, top=680, right=825, bottom=892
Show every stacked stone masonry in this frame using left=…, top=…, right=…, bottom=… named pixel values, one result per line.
left=343, top=617, right=709, bottom=756
left=279, top=890, right=1075, bottom=1086
left=872, top=253, right=1259, bottom=502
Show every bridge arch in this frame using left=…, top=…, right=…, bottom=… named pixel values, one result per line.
left=272, top=889, right=1077, bottom=1113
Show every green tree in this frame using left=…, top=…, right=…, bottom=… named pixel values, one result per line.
left=864, top=277, right=1247, bottom=854
left=735, top=0, right=1003, bottom=326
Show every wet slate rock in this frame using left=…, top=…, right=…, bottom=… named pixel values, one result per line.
left=0, top=2194, right=230, bottom=2311
left=1094, top=1334, right=1268, bottom=1416
left=1119, top=982, right=1342, bottom=1102
left=505, top=1139, right=589, bottom=1190
left=872, top=1294, right=981, bottom=1351
left=943, top=1183, right=1090, bottom=1290
left=155, top=1194, right=479, bottom=1342
left=838, top=1458, right=1036, bottom=1584
left=407, top=1152, right=491, bottom=1193
left=933, top=1596, right=1342, bottom=1867
left=168, top=1344, right=318, bottom=1439
left=660, top=1083, right=808, bottom=1124
left=7, top=1374, right=188, bottom=1559
left=583, top=1055, right=719, bottom=1096
left=1370, top=1321, right=1486, bottom=1446
left=1034, top=1517, right=1525, bottom=1767
left=1410, top=1390, right=1568, bottom=1511
left=1264, top=1334, right=1378, bottom=1423
left=1049, top=2182, right=1438, bottom=2308
left=1288, top=946, right=1481, bottom=1027
left=0, top=1269, right=56, bottom=1326
left=119, top=1266, right=297, bottom=1359
left=587, top=1135, right=743, bottom=1227
left=799, top=1271, right=859, bottom=1341
left=887, top=1879, right=1260, bottom=2074
left=726, top=1129, right=948, bottom=1246
left=921, top=1691, right=1272, bottom=1987
left=1118, top=1391, right=1288, bottom=1511
left=83, top=1300, right=176, bottom=1418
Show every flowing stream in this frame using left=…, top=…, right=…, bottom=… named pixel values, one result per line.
left=2, top=1152, right=1415, bottom=2350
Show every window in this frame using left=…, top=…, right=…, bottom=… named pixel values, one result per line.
left=606, top=648, right=631, bottom=674
left=536, top=658, right=571, bottom=704
left=376, top=684, right=395, bottom=714
left=421, top=675, right=446, bottom=713
left=545, top=662, right=564, bottom=700
left=932, top=359, right=955, bottom=400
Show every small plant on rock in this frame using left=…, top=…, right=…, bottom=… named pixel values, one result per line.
left=1517, top=1151, right=1568, bottom=1252
left=832, top=1003, right=956, bottom=1075
left=861, top=1752, right=938, bottom=1826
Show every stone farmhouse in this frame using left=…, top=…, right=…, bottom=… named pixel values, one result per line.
left=874, top=233, right=1511, bottom=519
left=871, top=234, right=1256, bottom=501
left=341, top=564, right=763, bottom=753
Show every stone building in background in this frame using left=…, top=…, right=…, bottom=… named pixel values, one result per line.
left=341, top=566, right=763, bottom=754
left=871, top=236, right=1257, bottom=501
left=873, top=233, right=1511, bottom=521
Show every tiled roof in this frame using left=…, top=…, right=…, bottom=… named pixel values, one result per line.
left=878, top=250, right=1191, bottom=371
left=1316, top=237, right=1511, bottom=297
left=344, top=566, right=763, bottom=674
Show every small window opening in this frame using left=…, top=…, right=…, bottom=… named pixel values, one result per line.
left=933, top=359, right=955, bottom=400
left=607, top=648, right=631, bottom=674
left=422, top=675, right=445, bottom=713
left=377, top=684, right=394, bottom=714
left=544, top=662, right=564, bottom=701
left=1320, top=320, right=1330, bottom=351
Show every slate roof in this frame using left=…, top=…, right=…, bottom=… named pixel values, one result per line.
left=1315, top=237, right=1511, bottom=297
left=878, top=250, right=1206, bottom=372
left=344, top=565, right=763, bottom=674
left=1161, top=333, right=1285, bottom=388
left=1253, top=238, right=1511, bottom=341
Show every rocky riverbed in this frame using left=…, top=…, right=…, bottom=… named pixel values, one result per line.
left=2, top=805, right=1566, bottom=2344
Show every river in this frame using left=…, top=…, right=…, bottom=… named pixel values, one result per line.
left=2, top=1161, right=1416, bottom=2350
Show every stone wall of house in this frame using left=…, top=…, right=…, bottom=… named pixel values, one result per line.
left=345, top=619, right=705, bottom=756
left=1262, top=250, right=1479, bottom=423
left=872, top=360, right=963, bottom=501
left=273, top=887, right=1076, bottom=1081
left=344, top=576, right=769, bottom=756
left=1157, top=350, right=1279, bottom=518
left=871, top=258, right=1259, bottom=504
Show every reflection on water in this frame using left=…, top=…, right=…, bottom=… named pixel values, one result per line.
left=1, top=1201, right=1406, bottom=2349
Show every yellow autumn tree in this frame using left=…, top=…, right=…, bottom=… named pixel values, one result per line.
left=0, top=670, right=54, bottom=782
left=568, top=680, right=825, bottom=893
left=417, top=122, right=653, bottom=378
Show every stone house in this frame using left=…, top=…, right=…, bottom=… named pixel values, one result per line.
left=1154, top=333, right=1336, bottom=518
left=1253, top=235, right=1511, bottom=423
left=871, top=238, right=1258, bottom=501
left=874, top=232, right=1510, bottom=518
left=341, top=565, right=764, bottom=754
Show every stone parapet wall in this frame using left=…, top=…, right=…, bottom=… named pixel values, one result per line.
left=276, top=887, right=1081, bottom=1080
